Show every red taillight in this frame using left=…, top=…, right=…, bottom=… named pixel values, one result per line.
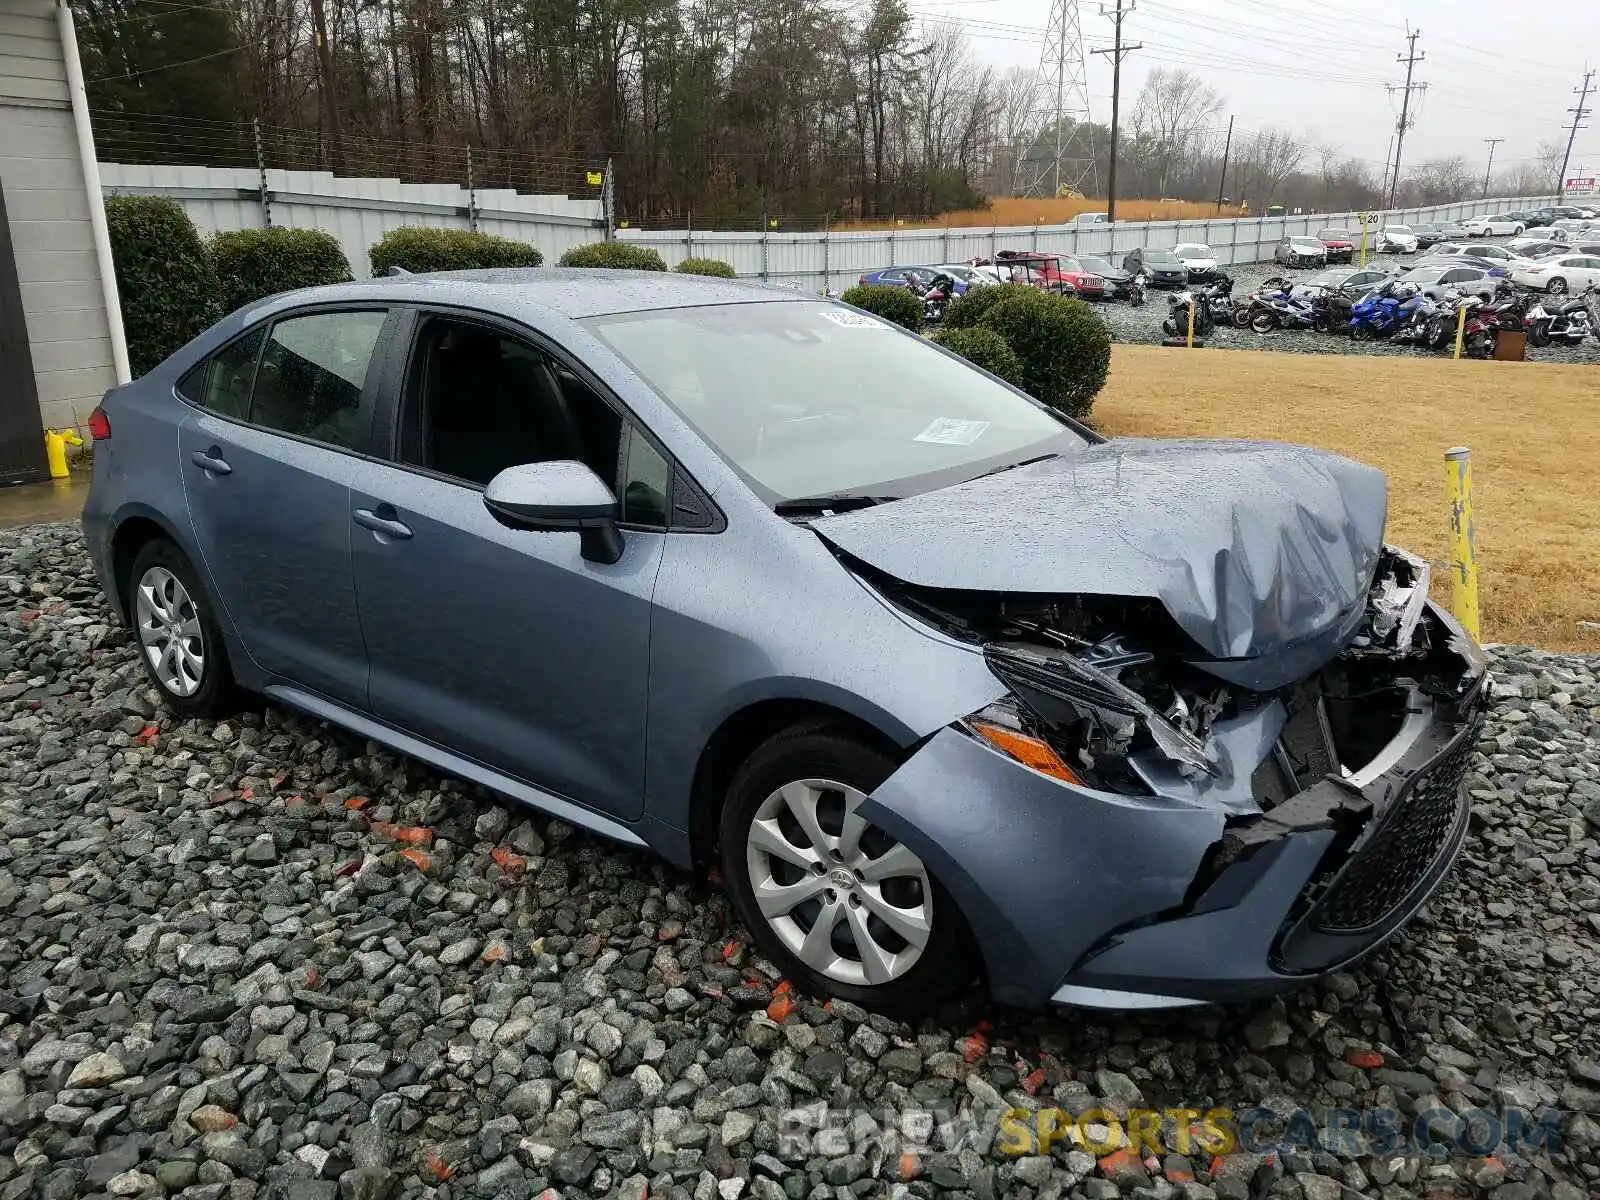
left=88, top=407, right=111, bottom=440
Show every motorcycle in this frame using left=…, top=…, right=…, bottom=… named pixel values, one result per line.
left=1422, top=290, right=1473, bottom=350
left=1161, top=286, right=1216, bottom=337
left=1127, top=271, right=1148, bottom=307
left=1524, top=292, right=1591, bottom=347
left=1231, top=276, right=1292, bottom=328
left=1461, top=290, right=1528, bottom=359
left=1198, top=274, right=1234, bottom=324
left=1581, top=284, right=1600, bottom=342
left=912, top=272, right=956, bottom=324
left=1391, top=292, right=1449, bottom=346
left=1348, top=281, right=1425, bottom=340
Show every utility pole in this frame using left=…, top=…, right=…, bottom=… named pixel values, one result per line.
left=1379, top=133, right=1394, bottom=205
left=1386, top=27, right=1426, bottom=209
left=1480, top=138, right=1503, bottom=199
left=1215, top=115, right=1233, bottom=212
left=1557, top=69, right=1595, bottom=199
left=1091, top=0, right=1141, bottom=223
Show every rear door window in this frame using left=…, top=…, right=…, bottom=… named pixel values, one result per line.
left=250, top=310, right=387, bottom=451
left=179, top=327, right=265, bottom=420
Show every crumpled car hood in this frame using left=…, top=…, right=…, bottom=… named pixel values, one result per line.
left=814, top=437, right=1388, bottom=663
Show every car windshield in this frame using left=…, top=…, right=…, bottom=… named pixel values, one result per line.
left=584, top=301, right=1083, bottom=504
left=1076, top=254, right=1116, bottom=274
left=1398, top=268, right=1442, bottom=282
left=1173, top=245, right=1211, bottom=259
left=1290, top=238, right=1322, bottom=248
left=1384, top=226, right=1412, bottom=235
left=1142, top=249, right=1181, bottom=264
left=1318, top=230, right=1350, bottom=239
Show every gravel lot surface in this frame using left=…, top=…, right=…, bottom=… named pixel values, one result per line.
left=2, top=522, right=1599, bottom=1200
left=1096, top=241, right=1600, bottom=365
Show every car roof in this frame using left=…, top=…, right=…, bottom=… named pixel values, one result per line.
left=249, top=268, right=800, bottom=320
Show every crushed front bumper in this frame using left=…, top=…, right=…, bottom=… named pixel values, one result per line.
left=859, top=605, right=1487, bottom=1010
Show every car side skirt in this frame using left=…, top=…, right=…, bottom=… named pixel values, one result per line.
left=263, top=684, right=650, bottom=848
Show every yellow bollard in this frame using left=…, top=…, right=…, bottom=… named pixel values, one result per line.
left=44, top=428, right=82, bottom=479
left=1444, top=446, right=1480, bottom=642
left=1453, top=304, right=1467, bottom=360
left=1186, top=295, right=1196, bottom=348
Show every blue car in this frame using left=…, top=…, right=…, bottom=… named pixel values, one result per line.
left=856, top=265, right=971, bottom=294
left=83, top=269, right=1486, bottom=1015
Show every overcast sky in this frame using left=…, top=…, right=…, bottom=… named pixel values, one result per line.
left=911, top=0, right=1599, bottom=186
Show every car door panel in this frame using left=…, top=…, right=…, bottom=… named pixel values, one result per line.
left=345, top=461, right=663, bottom=821
left=179, top=411, right=368, bottom=704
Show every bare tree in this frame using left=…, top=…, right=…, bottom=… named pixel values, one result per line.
left=1127, top=68, right=1222, bottom=195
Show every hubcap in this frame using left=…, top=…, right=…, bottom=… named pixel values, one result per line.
left=746, top=778, right=932, bottom=987
left=134, top=566, right=205, bottom=697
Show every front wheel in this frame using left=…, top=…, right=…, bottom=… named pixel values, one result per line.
left=1231, top=305, right=1252, bottom=328
left=719, top=730, right=975, bottom=1016
left=1546, top=277, right=1568, bottom=295
left=1250, top=311, right=1277, bottom=333
left=127, top=539, right=237, bottom=717
left=1351, top=321, right=1376, bottom=341
left=1527, top=321, right=1552, bottom=348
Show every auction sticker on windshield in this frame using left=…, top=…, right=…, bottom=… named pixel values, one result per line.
left=914, top=418, right=990, bottom=446
left=819, top=311, right=884, bottom=328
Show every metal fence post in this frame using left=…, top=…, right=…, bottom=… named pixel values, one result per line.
left=251, top=116, right=270, bottom=228
left=1444, top=447, right=1480, bottom=641
left=942, top=219, right=950, bottom=265
left=761, top=213, right=769, bottom=281
left=685, top=210, right=693, bottom=263
left=823, top=214, right=831, bottom=294
left=465, top=144, right=478, bottom=233
left=601, top=159, right=615, bottom=241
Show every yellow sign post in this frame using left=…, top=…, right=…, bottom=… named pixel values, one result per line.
left=1444, top=447, right=1480, bottom=641
left=1453, top=305, right=1467, bottom=359
left=1186, top=296, right=1196, bottom=348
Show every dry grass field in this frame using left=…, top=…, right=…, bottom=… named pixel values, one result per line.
left=841, top=196, right=1230, bottom=229
left=1095, top=345, right=1600, bottom=652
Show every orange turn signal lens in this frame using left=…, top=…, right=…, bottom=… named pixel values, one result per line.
left=968, top=721, right=1085, bottom=786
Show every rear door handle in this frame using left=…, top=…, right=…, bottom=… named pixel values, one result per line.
left=353, top=506, right=413, bottom=540
left=190, top=449, right=232, bottom=475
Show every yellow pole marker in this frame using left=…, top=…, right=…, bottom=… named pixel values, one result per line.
left=1187, top=294, right=1196, bottom=348
left=1453, top=304, right=1467, bottom=359
left=1444, top=446, right=1480, bottom=642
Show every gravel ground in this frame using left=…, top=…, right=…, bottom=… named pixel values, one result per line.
left=1097, top=241, right=1600, bottom=365
left=2, top=522, right=1598, bottom=1200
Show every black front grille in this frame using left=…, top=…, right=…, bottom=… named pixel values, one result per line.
left=1305, top=721, right=1479, bottom=935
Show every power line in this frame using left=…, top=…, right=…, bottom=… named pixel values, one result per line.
left=1386, top=27, right=1425, bottom=208
left=1089, top=0, right=1140, bottom=222
left=85, top=43, right=241, bottom=84
left=1558, top=69, right=1594, bottom=199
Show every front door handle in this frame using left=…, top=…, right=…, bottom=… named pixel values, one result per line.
left=353, top=506, right=413, bottom=540
left=190, top=448, right=232, bottom=475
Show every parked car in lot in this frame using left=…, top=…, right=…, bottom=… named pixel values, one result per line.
left=857, top=266, right=942, bottom=290
left=1410, top=223, right=1450, bottom=249
left=1462, top=213, right=1526, bottom=237
left=1508, top=229, right=1572, bottom=253
left=1172, top=242, right=1220, bottom=279
left=1073, top=253, right=1140, bottom=299
left=993, top=250, right=1106, bottom=298
left=82, top=269, right=1489, bottom=1015
left=1121, top=246, right=1188, bottom=287
left=931, top=264, right=994, bottom=290
left=1273, top=236, right=1329, bottom=268
left=1072, top=211, right=1110, bottom=226
left=1316, top=228, right=1355, bottom=262
left=1430, top=220, right=1469, bottom=242
left=1392, top=263, right=1501, bottom=300
left=1509, top=251, right=1600, bottom=294
left=1295, top=266, right=1390, bottom=295
left=1375, top=225, right=1419, bottom=253
left=1433, top=242, right=1525, bottom=269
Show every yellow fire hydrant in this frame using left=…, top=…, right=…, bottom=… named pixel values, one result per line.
left=44, top=428, right=83, bottom=479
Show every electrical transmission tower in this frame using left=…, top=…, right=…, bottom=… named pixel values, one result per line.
left=1021, top=0, right=1097, bottom=198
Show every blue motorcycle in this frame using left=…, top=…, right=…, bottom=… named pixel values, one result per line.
left=1348, top=281, right=1424, bottom=340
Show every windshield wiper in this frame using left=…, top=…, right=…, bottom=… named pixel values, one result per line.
left=969, top=452, right=1060, bottom=482
left=774, top=493, right=893, bottom=517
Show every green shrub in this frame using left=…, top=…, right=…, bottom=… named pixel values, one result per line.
left=104, top=195, right=221, bottom=377
left=838, top=283, right=924, bottom=332
left=675, top=256, right=737, bottom=278
left=210, top=228, right=351, bottom=315
left=929, top=326, right=1024, bottom=386
left=369, top=227, right=543, bottom=276
left=558, top=241, right=668, bottom=270
left=977, top=292, right=1111, bottom=421
left=942, top=282, right=1040, bottom=330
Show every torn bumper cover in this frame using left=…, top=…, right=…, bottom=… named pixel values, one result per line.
left=857, top=595, right=1487, bottom=1010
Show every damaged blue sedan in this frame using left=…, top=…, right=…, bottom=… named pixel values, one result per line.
left=82, top=270, right=1488, bottom=1016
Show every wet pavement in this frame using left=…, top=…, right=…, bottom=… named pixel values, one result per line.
left=0, top=474, right=85, bottom=529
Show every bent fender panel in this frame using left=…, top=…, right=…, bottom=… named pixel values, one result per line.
left=859, top=726, right=1226, bottom=1006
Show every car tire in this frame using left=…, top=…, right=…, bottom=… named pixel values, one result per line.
left=1547, top=277, right=1568, bottom=295
left=127, top=539, right=237, bottom=718
left=719, top=728, right=976, bottom=1016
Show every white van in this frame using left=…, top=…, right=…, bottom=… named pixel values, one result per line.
left=1072, top=212, right=1110, bottom=226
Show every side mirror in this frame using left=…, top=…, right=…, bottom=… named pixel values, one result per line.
left=483, top=461, right=624, bottom=565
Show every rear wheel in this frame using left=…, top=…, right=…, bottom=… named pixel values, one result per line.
left=719, top=730, right=975, bottom=1015
left=127, top=539, right=236, bottom=717
left=1527, top=321, right=1552, bottom=348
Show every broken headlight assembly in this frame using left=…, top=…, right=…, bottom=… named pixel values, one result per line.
left=964, top=632, right=1227, bottom=794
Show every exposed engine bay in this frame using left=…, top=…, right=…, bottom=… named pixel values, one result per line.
left=861, top=545, right=1486, bottom=805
